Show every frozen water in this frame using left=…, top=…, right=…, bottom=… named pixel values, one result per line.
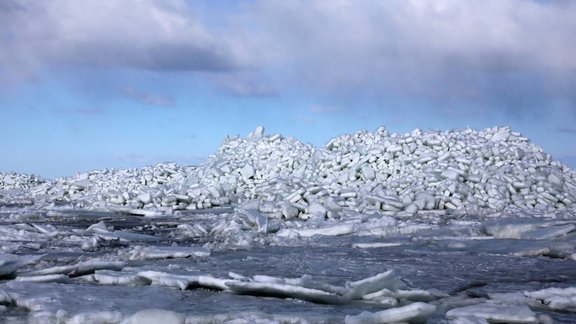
left=1, top=126, right=576, bottom=322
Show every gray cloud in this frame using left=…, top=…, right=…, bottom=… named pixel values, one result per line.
left=2, top=0, right=575, bottom=117
left=0, top=0, right=254, bottom=79
left=250, top=0, right=576, bottom=113
left=214, top=75, right=277, bottom=97
left=120, top=87, right=174, bottom=107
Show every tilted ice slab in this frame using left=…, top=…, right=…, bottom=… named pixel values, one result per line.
left=2, top=126, right=576, bottom=223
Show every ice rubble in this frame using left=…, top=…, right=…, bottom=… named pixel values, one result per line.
left=2, top=126, right=576, bottom=219
left=2, top=126, right=576, bottom=322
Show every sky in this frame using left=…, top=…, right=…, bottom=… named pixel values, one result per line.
left=1, top=0, right=576, bottom=178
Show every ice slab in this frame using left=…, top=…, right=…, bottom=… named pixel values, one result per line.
left=344, top=270, right=404, bottom=300
left=446, top=303, right=539, bottom=323
left=121, top=309, right=185, bottom=324
left=345, top=302, right=436, bottom=324
left=524, top=287, right=576, bottom=312
left=0, top=253, right=42, bottom=277
left=129, top=246, right=210, bottom=260
left=226, top=281, right=347, bottom=305
left=93, top=270, right=151, bottom=286
left=483, top=220, right=576, bottom=240
left=15, top=274, right=68, bottom=283
left=137, top=271, right=230, bottom=291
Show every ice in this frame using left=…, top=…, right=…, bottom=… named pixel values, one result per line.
left=15, top=274, right=68, bottom=283
left=67, top=311, right=124, bottom=324
left=344, top=270, right=404, bottom=300
left=225, top=281, right=347, bottom=305
left=483, top=219, right=576, bottom=240
left=2, top=126, right=576, bottom=321
left=136, top=271, right=231, bottom=291
left=445, top=303, right=539, bottom=323
left=3, top=125, right=576, bottom=217
left=0, top=253, right=42, bottom=277
left=524, top=287, right=576, bottom=312
left=344, top=302, right=436, bottom=324
left=68, top=259, right=126, bottom=277
left=87, top=221, right=159, bottom=242
left=93, top=270, right=151, bottom=286
left=121, top=309, right=185, bottom=324
left=129, top=246, right=210, bottom=260
left=294, top=224, right=357, bottom=237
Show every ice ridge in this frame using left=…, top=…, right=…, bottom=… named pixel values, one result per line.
left=2, top=126, right=575, bottom=218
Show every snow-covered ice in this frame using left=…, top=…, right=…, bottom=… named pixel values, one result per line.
left=1, top=126, right=576, bottom=322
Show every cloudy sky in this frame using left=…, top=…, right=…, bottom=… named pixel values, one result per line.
left=1, top=0, right=576, bottom=178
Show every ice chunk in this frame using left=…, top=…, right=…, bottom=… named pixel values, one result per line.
left=345, top=302, right=436, bottom=324
left=137, top=192, right=152, bottom=204
left=446, top=303, right=539, bottom=323
left=0, top=253, right=42, bottom=277
left=68, top=311, right=124, bottom=324
left=68, top=259, right=126, bottom=277
left=237, top=207, right=268, bottom=233
left=352, top=242, right=403, bottom=249
left=93, top=270, right=151, bottom=286
left=396, top=289, right=439, bottom=302
left=239, top=164, right=255, bottom=180
left=15, top=274, right=68, bottom=283
left=524, top=287, right=576, bottom=312
left=280, top=201, right=299, bottom=219
left=137, top=271, right=230, bottom=291
left=129, top=246, right=210, bottom=260
left=361, top=165, right=376, bottom=181
left=296, top=224, right=356, bottom=237
left=226, top=281, right=347, bottom=304
left=345, top=270, right=403, bottom=299
left=483, top=220, right=576, bottom=240
left=121, top=309, right=185, bottom=324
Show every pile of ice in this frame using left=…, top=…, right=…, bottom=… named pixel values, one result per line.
left=2, top=126, right=576, bottom=219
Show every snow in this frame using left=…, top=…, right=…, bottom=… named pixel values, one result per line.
left=1, top=126, right=576, bottom=322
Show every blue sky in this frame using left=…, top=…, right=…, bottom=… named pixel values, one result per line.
left=1, top=0, right=576, bottom=178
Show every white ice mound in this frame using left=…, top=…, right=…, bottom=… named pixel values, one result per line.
left=3, top=126, right=576, bottom=217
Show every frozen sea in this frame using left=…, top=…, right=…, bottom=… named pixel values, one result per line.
left=2, top=126, right=576, bottom=322
left=1, top=205, right=575, bottom=323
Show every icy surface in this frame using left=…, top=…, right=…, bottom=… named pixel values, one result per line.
left=1, top=126, right=576, bottom=322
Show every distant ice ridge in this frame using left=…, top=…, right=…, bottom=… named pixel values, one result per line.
left=2, top=126, right=576, bottom=218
